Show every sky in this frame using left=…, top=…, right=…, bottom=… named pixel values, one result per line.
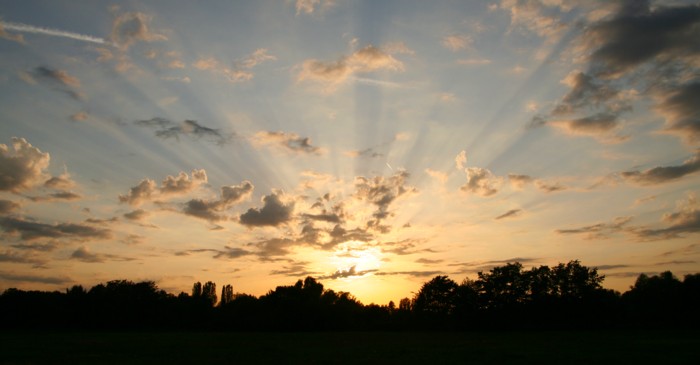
left=1, top=0, right=699, bottom=304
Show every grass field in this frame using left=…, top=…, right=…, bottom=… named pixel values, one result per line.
left=1, top=330, right=698, bottom=364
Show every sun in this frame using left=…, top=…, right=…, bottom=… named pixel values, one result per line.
left=331, top=240, right=383, bottom=276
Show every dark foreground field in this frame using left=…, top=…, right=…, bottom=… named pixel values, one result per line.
left=1, top=330, right=698, bottom=364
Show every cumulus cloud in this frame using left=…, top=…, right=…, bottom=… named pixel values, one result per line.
left=239, top=192, right=294, bottom=227
left=135, top=118, right=233, bottom=145
left=355, top=170, right=416, bottom=231
left=183, top=181, right=254, bottom=221
left=455, top=150, right=502, bottom=197
left=44, top=173, right=76, bottom=190
left=0, top=137, right=50, bottom=192
left=252, top=131, right=323, bottom=155
left=298, top=45, right=404, bottom=88
left=0, top=216, right=111, bottom=241
left=119, top=169, right=208, bottom=206
left=620, top=152, right=700, bottom=185
left=556, top=216, right=632, bottom=239
left=110, top=12, right=166, bottom=50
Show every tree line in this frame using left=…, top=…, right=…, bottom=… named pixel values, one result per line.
left=1, top=260, right=698, bottom=330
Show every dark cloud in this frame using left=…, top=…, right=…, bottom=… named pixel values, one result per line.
left=508, top=174, right=533, bottom=189
left=247, top=237, right=297, bottom=257
left=70, top=246, right=135, bottom=263
left=253, top=131, right=323, bottom=155
left=355, top=170, right=416, bottom=230
left=0, top=137, right=50, bottom=192
left=556, top=216, right=632, bottom=239
left=585, top=1, right=700, bottom=77
left=213, top=246, right=252, bottom=259
left=31, top=66, right=83, bottom=100
left=415, top=258, right=443, bottom=264
left=28, top=191, right=82, bottom=202
left=0, top=250, right=47, bottom=266
left=657, top=82, right=700, bottom=144
left=620, top=152, right=700, bottom=185
left=183, top=181, right=254, bottom=221
left=301, top=213, right=342, bottom=223
left=123, top=209, right=148, bottom=221
left=495, top=209, right=523, bottom=220
left=345, top=147, right=383, bottom=158
left=460, top=167, right=501, bottom=196
left=0, top=216, right=111, bottom=241
left=44, top=174, right=75, bottom=190
left=270, top=262, right=317, bottom=277
left=239, top=192, right=294, bottom=227
left=0, top=199, right=20, bottom=214
left=535, top=180, right=567, bottom=193
left=635, top=194, right=700, bottom=239
left=595, top=264, right=630, bottom=270
left=10, top=242, right=58, bottom=252
left=374, top=270, right=443, bottom=278
left=0, top=271, right=72, bottom=285
left=380, top=238, right=431, bottom=256
left=317, top=265, right=377, bottom=280
left=135, top=118, right=233, bottom=145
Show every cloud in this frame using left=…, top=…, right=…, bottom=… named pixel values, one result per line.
left=135, top=118, right=233, bottom=145
left=584, top=2, right=700, bottom=78
left=248, top=237, right=298, bottom=257
left=270, top=262, right=316, bottom=277
left=354, top=170, right=416, bottom=231
left=1, top=21, right=108, bottom=45
left=111, top=12, right=166, bottom=50
left=374, top=270, right=443, bottom=278
left=455, top=151, right=503, bottom=197
left=535, top=180, right=566, bottom=193
left=119, top=169, right=207, bottom=206
left=508, top=174, right=533, bottom=189
left=416, top=258, right=443, bottom=264
left=44, top=173, right=76, bottom=190
left=317, top=265, right=377, bottom=280
left=183, top=181, right=254, bottom=221
left=0, top=250, right=46, bottom=266
left=295, top=0, right=334, bottom=15
left=193, top=49, right=273, bottom=83
left=70, top=111, right=89, bottom=121
left=635, top=193, right=700, bottom=239
left=0, top=271, right=72, bottom=285
left=656, top=82, right=700, bottom=144
left=548, top=112, right=628, bottom=142
left=28, top=191, right=82, bottom=202
left=0, top=216, right=111, bottom=241
left=252, top=131, right=323, bottom=155
left=0, top=137, right=50, bottom=192
left=556, top=216, right=632, bottom=240
left=10, top=242, right=58, bottom=252
left=0, top=199, right=20, bottom=214
left=457, top=58, right=492, bottom=65
left=239, top=192, right=294, bottom=227
left=380, top=238, right=430, bottom=256
left=620, top=152, right=700, bottom=185
left=31, top=66, right=83, bottom=100
left=0, top=21, right=25, bottom=43
left=495, top=209, right=523, bottom=220
left=123, top=209, right=149, bottom=221
left=70, top=246, right=134, bottom=263
left=298, top=45, right=404, bottom=88
left=499, top=0, right=570, bottom=42
left=442, top=34, right=472, bottom=52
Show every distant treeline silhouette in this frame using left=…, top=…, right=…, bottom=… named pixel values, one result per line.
left=2, top=260, right=699, bottom=330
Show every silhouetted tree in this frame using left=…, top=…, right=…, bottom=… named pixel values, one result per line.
left=192, top=282, right=202, bottom=298
left=202, top=281, right=217, bottom=306
left=413, top=275, right=459, bottom=316
left=220, top=284, right=233, bottom=306
left=476, top=262, right=529, bottom=310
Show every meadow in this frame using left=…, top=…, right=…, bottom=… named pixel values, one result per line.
left=1, top=330, right=698, bottom=364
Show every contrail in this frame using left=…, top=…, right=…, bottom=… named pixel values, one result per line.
left=1, top=21, right=112, bottom=46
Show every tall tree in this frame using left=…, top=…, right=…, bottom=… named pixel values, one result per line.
left=220, top=284, right=233, bottom=306
left=202, top=281, right=217, bottom=306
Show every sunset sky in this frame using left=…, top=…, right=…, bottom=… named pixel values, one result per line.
left=1, top=0, right=699, bottom=304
